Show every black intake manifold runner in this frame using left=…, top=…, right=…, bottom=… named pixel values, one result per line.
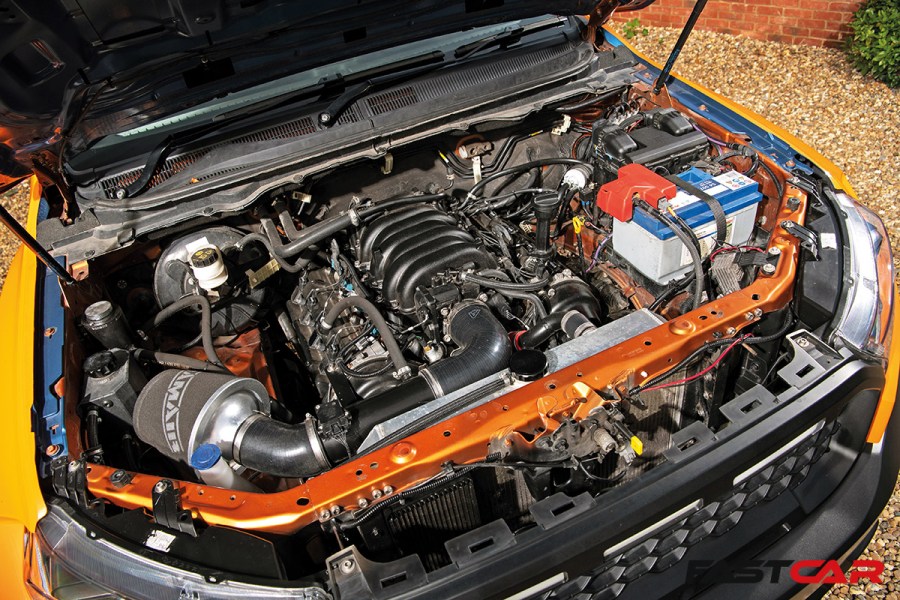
left=356, top=205, right=495, bottom=313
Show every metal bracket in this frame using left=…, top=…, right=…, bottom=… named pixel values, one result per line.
left=327, top=545, right=426, bottom=599
left=778, top=331, right=844, bottom=390
left=781, top=221, right=820, bottom=260
left=151, top=479, right=198, bottom=537
left=51, top=457, right=89, bottom=506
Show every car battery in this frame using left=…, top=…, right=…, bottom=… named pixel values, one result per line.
left=612, top=167, right=763, bottom=284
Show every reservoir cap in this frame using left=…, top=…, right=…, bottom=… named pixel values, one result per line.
left=509, top=349, right=548, bottom=382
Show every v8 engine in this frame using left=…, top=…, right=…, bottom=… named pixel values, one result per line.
left=68, top=87, right=786, bottom=574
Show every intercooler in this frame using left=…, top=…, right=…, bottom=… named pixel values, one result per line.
left=360, top=383, right=683, bottom=571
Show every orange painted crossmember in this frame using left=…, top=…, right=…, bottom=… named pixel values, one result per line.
left=85, top=184, right=807, bottom=535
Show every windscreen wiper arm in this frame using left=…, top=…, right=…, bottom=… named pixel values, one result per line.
left=453, top=18, right=565, bottom=60
left=119, top=51, right=446, bottom=198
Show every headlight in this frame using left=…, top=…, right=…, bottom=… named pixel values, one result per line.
left=26, top=503, right=329, bottom=599
left=829, top=190, right=894, bottom=359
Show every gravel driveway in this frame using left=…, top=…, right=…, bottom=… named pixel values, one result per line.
left=1, top=24, right=898, bottom=598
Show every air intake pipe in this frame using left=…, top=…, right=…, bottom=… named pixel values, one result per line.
left=133, top=303, right=510, bottom=480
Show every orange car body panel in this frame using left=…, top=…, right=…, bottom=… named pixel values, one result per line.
left=0, top=177, right=47, bottom=598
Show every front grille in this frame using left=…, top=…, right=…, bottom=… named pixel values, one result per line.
left=550, top=420, right=839, bottom=599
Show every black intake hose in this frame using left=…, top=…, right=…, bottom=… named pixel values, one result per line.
left=234, top=415, right=331, bottom=479
left=419, top=302, right=512, bottom=397
left=234, top=303, right=510, bottom=477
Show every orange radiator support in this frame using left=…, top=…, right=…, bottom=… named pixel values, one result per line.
left=84, top=183, right=807, bottom=535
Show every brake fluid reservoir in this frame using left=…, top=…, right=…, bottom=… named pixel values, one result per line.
left=187, top=243, right=228, bottom=291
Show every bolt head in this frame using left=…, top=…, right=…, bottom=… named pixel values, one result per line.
left=762, top=264, right=776, bottom=275
left=358, top=498, right=369, bottom=508
left=768, top=247, right=782, bottom=256
left=340, top=559, right=355, bottom=573
left=383, top=485, right=394, bottom=495
left=372, top=489, right=383, bottom=499
left=154, top=481, right=169, bottom=493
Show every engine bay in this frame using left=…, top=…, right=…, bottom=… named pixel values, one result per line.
left=55, top=84, right=806, bottom=577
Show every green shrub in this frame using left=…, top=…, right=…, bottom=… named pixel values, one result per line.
left=622, top=18, right=649, bottom=40
left=846, top=0, right=900, bottom=88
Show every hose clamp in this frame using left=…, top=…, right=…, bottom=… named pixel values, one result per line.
left=419, top=368, right=444, bottom=397
left=232, top=412, right=266, bottom=464
left=306, top=418, right=332, bottom=470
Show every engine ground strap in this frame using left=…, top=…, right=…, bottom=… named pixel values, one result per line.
left=665, top=175, right=727, bottom=247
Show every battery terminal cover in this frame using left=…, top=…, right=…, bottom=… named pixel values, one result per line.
left=596, top=164, right=677, bottom=222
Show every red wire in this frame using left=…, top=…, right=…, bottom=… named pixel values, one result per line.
left=512, top=330, right=526, bottom=351
left=640, top=334, right=751, bottom=393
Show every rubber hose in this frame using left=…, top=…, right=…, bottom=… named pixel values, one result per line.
left=322, top=296, right=409, bottom=375
left=496, top=289, right=548, bottom=320
left=420, top=302, right=512, bottom=396
left=517, top=312, right=564, bottom=349
left=147, top=295, right=225, bottom=367
left=85, top=410, right=104, bottom=463
left=237, top=232, right=310, bottom=272
left=132, top=348, right=228, bottom=373
left=465, top=272, right=550, bottom=292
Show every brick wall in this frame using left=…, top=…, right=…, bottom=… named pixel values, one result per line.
left=622, top=0, right=861, bottom=47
